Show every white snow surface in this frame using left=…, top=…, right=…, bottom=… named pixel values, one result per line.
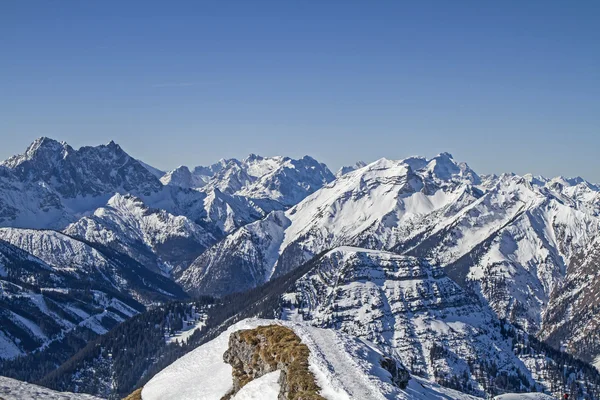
left=231, top=371, right=280, bottom=400
left=493, top=394, right=554, bottom=400
left=142, top=318, right=478, bottom=400
left=0, top=376, right=103, bottom=400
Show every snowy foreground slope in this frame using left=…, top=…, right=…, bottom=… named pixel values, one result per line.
left=142, top=318, right=480, bottom=400
left=0, top=376, right=102, bottom=400
left=493, top=394, right=553, bottom=400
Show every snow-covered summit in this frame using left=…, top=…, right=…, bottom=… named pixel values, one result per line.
left=335, top=161, right=367, bottom=177
left=161, top=154, right=335, bottom=209
left=160, top=165, right=207, bottom=188
left=1, top=137, right=163, bottom=198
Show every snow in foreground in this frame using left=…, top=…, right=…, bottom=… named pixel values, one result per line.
left=0, top=376, right=102, bottom=400
left=142, top=318, right=480, bottom=400
left=494, top=394, right=554, bottom=400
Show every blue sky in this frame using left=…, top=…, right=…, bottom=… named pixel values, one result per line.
left=1, top=1, right=598, bottom=179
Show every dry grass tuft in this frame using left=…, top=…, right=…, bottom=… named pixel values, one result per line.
left=122, top=387, right=143, bottom=400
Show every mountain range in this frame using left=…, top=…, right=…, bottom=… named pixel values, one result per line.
left=1, top=137, right=599, bottom=399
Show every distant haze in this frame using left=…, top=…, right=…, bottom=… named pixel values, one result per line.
left=1, top=2, right=598, bottom=181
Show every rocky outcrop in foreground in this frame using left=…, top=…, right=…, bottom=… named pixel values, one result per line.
left=222, top=325, right=324, bottom=400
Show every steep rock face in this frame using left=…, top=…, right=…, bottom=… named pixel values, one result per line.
left=280, top=247, right=600, bottom=397
left=161, top=159, right=231, bottom=189
left=0, top=165, right=71, bottom=229
left=235, top=154, right=335, bottom=208
left=160, top=166, right=207, bottom=188
left=64, top=193, right=215, bottom=274
left=200, top=188, right=265, bottom=234
left=539, top=235, right=600, bottom=365
left=282, top=247, right=526, bottom=392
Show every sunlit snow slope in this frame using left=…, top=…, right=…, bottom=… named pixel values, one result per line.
left=142, top=318, right=479, bottom=400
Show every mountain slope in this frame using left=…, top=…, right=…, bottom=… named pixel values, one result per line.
left=0, top=228, right=188, bottom=304
left=0, top=237, right=144, bottom=360
left=27, top=250, right=600, bottom=399
left=0, top=376, right=102, bottom=400
left=64, top=193, right=215, bottom=274
left=539, top=235, right=600, bottom=365
left=179, top=153, right=484, bottom=296
left=142, top=318, right=479, bottom=400
left=281, top=247, right=574, bottom=396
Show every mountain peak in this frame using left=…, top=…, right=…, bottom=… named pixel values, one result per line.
left=28, top=136, right=65, bottom=152
left=2, top=137, right=70, bottom=169
left=336, top=161, right=367, bottom=177
left=424, top=152, right=480, bottom=184
left=106, top=139, right=121, bottom=150
left=244, top=153, right=264, bottom=163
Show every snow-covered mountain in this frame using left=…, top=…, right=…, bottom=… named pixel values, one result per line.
left=0, top=139, right=334, bottom=239
left=179, top=153, right=484, bottom=296
left=279, top=247, right=598, bottom=397
left=64, top=193, right=215, bottom=275
left=162, top=154, right=335, bottom=211
left=336, top=160, right=367, bottom=177
left=2, top=138, right=600, bottom=398
left=0, top=137, right=163, bottom=229
left=161, top=159, right=231, bottom=188
left=539, top=234, right=600, bottom=366
left=2, top=137, right=162, bottom=199
left=180, top=153, right=600, bottom=368
left=0, top=224, right=191, bottom=359
left=0, top=227, right=186, bottom=303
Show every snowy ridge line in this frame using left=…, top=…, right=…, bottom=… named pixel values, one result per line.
left=142, top=318, right=481, bottom=400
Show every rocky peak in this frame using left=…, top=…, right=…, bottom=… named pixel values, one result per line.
left=1, top=137, right=71, bottom=171
left=160, top=165, right=195, bottom=187
left=336, top=160, right=367, bottom=177
left=1, top=137, right=162, bottom=198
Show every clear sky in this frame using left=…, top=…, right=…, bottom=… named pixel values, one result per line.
left=1, top=1, right=598, bottom=180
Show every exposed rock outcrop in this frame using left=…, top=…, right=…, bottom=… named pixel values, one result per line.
left=380, top=356, right=410, bottom=389
left=222, top=325, right=324, bottom=400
